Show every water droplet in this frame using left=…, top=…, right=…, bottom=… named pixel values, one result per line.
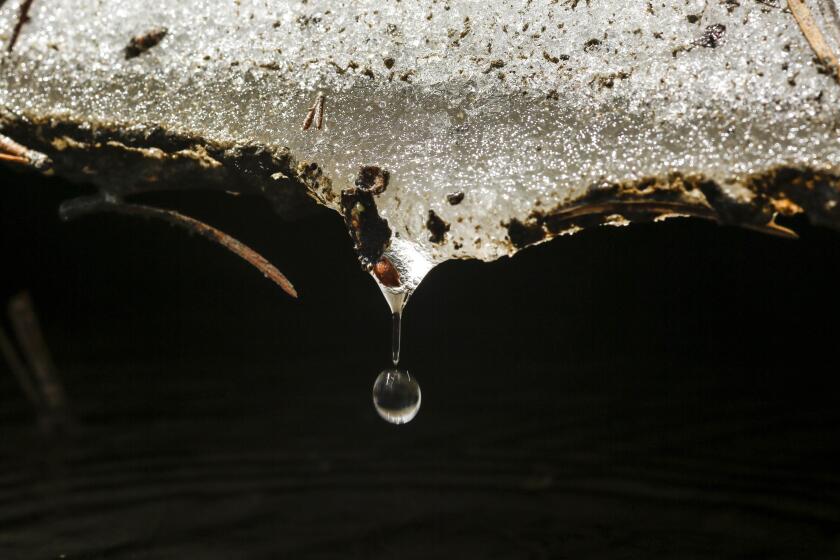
left=372, top=368, right=421, bottom=424
left=370, top=238, right=434, bottom=367
left=391, top=311, right=401, bottom=365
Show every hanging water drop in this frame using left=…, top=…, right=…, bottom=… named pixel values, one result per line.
left=372, top=368, right=421, bottom=424
left=366, top=238, right=434, bottom=423
left=379, top=288, right=407, bottom=366
left=391, top=311, right=401, bottom=365
left=370, top=238, right=433, bottom=367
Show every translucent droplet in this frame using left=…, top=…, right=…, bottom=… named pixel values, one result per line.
left=391, top=311, right=401, bottom=366
left=372, top=369, right=421, bottom=424
left=370, top=238, right=435, bottom=367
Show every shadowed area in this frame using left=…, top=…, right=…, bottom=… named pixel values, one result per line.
left=1, top=167, right=839, bottom=558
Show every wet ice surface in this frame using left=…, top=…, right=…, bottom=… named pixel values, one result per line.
left=2, top=0, right=840, bottom=261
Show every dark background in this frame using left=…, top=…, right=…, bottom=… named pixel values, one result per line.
left=1, top=165, right=839, bottom=559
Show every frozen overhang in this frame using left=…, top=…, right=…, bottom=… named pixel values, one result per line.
left=2, top=0, right=840, bottom=269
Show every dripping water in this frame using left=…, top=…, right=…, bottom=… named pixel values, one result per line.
left=381, top=290, right=407, bottom=366
left=391, top=310, right=401, bottom=365
left=372, top=368, right=421, bottom=424
left=369, top=238, right=433, bottom=424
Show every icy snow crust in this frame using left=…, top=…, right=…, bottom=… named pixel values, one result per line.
left=1, top=0, right=839, bottom=262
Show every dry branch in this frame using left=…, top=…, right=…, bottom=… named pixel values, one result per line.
left=7, top=292, right=69, bottom=415
left=6, top=0, right=34, bottom=52
left=543, top=201, right=798, bottom=239
left=0, top=131, right=49, bottom=169
left=0, top=152, right=27, bottom=164
left=0, top=324, right=41, bottom=408
left=60, top=197, right=298, bottom=298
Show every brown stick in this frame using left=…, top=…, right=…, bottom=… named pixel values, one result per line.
left=7, top=292, right=68, bottom=415
left=0, top=323, right=42, bottom=408
left=302, top=93, right=325, bottom=131
left=542, top=200, right=799, bottom=239
left=0, top=131, right=49, bottom=169
left=0, top=152, right=28, bottom=164
left=0, top=131, right=30, bottom=158
left=788, top=0, right=840, bottom=83
left=6, top=0, right=34, bottom=52
left=314, top=93, right=325, bottom=129
left=60, top=197, right=298, bottom=298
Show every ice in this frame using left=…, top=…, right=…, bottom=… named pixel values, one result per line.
left=1, top=0, right=839, bottom=262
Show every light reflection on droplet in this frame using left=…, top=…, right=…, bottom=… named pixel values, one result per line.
left=372, top=368, right=421, bottom=424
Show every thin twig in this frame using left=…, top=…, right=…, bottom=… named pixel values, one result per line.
left=788, top=0, right=840, bottom=83
left=7, top=292, right=69, bottom=415
left=0, top=131, right=50, bottom=169
left=314, top=93, right=325, bottom=129
left=0, top=324, right=42, bottom=409
left=541, top=200, right=799, bottom=239
left=0, top=131, right=30, bottom=158
left=302, top=106, right=317, bottom=131
left=6, top=0, right=34, bottom=53
left=0, top=152, right=28, bottom=164
left=301, top=92, right=325, bottom=131
left=60, top=196, right=298, bottom=298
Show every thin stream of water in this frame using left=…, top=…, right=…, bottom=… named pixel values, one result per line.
left=369, top=239, right=433, bottom=424
left=391, top=311, right=401, bottom=366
